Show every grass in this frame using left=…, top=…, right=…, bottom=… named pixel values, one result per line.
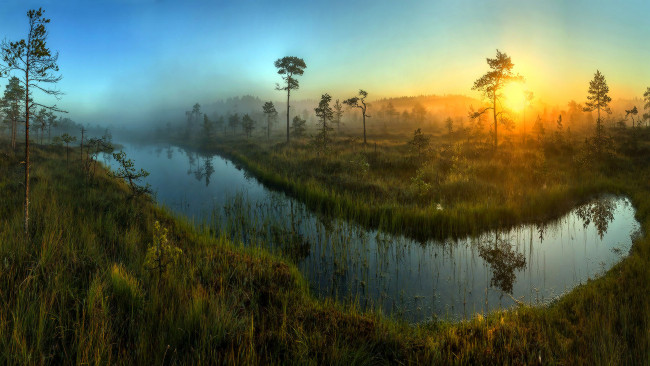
left=0, top=131, right=649, bottom=364
left=174, top=127, right=639, bottom=242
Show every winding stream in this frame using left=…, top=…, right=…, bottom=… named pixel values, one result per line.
left=105, top=142, right=641, bottom=322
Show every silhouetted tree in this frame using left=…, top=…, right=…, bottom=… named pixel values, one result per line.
left=35, top=107, right=47, bottom=144
left=583, top=70, right=612, bottom=155
left=625, top=106, right=638, bottom=128
left=344, top=89, right=371, bottom=144
left=61, top=133, right=76, bottom=165
left=1, top=77, right=24, bottom=150
left=274, top=56, right=306, bottom=143
left=241, top=113, right=256, bottom=138
left=312, top=93, right=334, bottom=154
left=45, top=110, right=56, bottom=142
left=408, top=128, right=430, bottom=163
left=471, top=50, right=523, bottom=150
left=1, top=8, right=64, bottom=234
left=332, top=99, right=344, bottom=133
left=202, top=114, right=214, bottom=147
left=262, top=101, right=277, bottom=140
left=228, top=113, right=240, bottom=135
left=291, top=115, right=306, bottom=138
left=643, top=86, right=650, bottom=124
left=445, top=117, right=454, bottom=135
left=86, top=136, right=112, bottom=180
left=384, top=102, right=397, bottom=125
left=110, top=150, right=151, bottom=197
left=192, top=103, right=201, bottom=125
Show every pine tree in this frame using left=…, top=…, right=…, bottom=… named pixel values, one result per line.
left=313, top=93, right=334, bottom=154
left=583, top=70, right=612, bottom=155
left=471, top=50, right=523, bottom=150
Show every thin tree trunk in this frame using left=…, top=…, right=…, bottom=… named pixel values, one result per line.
left=11, top=117, right=16, bottom=150
left=24, top=75, right=30, bottom=235
left=493, top=94, right=498, bottom=150
left=286, top=88, right=290, bottom=144
left=362, top=111, right=367, bottom=145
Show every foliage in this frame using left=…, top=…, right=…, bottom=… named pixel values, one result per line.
left=344, top=89, right=371, bottom=144
left=274, top=56, right=306, bottom=143
left=408, top=128, right=430, bottom=162
left=332, top=99, right=344, bottom=133
left=478, top=237, right=526, bottom=294
left=291, top=115, right=306, bottom=138
left=110, top=150, right=151, bottom=197
left=262, top=101, right=277, bottom=140
left=241, top=113, right=256, bottom=138
left=1, top=7, right=63, bottom=234
left=471, top=50, right=523, bottom=149
left=445, top=117, right=454, bottom=135
left=143, top=221, right=183, bottom=279
left=1, top=76, right=24, bottom=150
left=228, top=113, right=240, bottom=135
left=643, top=86, right=650, bottom=123
left=312, top=93, right=334, bottom=154
left=583, top=70, right=612, bottom=155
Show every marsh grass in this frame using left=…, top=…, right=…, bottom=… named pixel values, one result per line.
left=0, top=135, right=649, bottom=364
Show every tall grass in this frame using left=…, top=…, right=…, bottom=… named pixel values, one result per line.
left=0, top=136, right=648, bottom=364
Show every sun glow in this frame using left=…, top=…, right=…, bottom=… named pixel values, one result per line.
left=501, top=81, right=526, bottom=111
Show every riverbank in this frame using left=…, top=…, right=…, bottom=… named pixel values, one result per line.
left=0, top=142, right=648, bottom=364
left=178, top=131, right=642, bottom=243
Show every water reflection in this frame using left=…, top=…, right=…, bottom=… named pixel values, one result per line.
left=105, top=143, right=639, bottom=322
left=576, top=198, right=615, bottom=239
left=478, top=233, right=526, bottom=294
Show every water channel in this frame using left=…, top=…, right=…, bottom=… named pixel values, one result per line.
left=105, top=142, right=641, bottom=322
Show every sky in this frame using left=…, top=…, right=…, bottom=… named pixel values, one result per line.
left=1, top=0, right=649, bottom=126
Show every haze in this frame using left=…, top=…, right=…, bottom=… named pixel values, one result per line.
left=1, top=0, right=649, bottom=126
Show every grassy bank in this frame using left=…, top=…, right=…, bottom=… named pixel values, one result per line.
left=175, top=128, right=644, bottom=242
left=0, top=141, right=649, bottom=364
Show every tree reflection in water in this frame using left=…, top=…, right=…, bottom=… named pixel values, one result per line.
left=479, top=233, right=526, bottom=294
left=187, top=152, right=216, bottom=187
left=575, top=197, right=615, bottom=239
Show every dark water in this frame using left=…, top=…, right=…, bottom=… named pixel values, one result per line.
left=105, top=143, right=641, bottom=322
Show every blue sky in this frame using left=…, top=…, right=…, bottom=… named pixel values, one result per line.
left=1, top=0, right=649, bottom=125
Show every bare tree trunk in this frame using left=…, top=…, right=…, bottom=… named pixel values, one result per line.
left=493, top=94, right=498, bottom=150
left=362, top=111, right=366, bottom=145
left=11, top=117, right=16, bottom=150
left=286, top=88, right=290, bottom=144
left=24, top=75, right=30, bottom=236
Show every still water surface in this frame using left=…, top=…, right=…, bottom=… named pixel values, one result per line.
left=105, top=143, right=640, bottom=322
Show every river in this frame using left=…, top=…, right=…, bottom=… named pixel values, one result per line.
left=104, top=142, right=641, bottom=322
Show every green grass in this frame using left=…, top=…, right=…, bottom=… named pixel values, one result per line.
left=177, top=128, right=640, bottom=242
left=1, top=135, right=649, bottom=364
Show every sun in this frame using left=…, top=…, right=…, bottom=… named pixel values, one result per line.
left=501, top=81, right=526, bottom=111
